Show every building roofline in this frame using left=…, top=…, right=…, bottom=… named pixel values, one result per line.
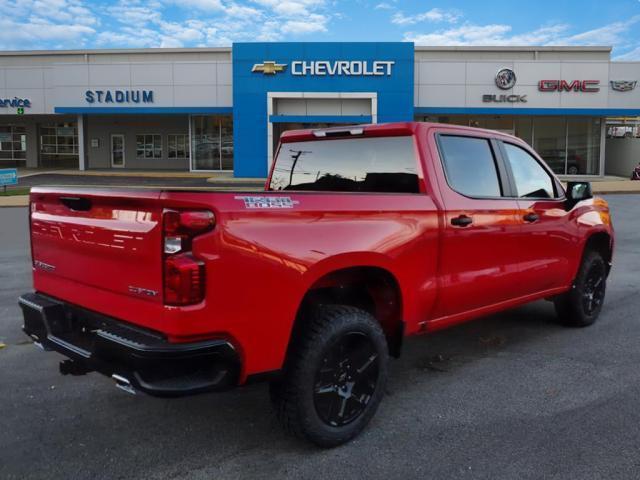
left=0, top=44, right=613, bottom=57
left=414, top=45, right=612, bottom=52
left=0, top=47, right=232, bottom=56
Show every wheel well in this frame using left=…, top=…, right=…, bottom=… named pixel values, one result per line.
left=584, top=232, right=613, bottom=274
left=291, top=267, right=404, bottom=358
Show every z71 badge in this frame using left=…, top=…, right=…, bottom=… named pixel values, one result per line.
left=235, top=196, right=300, bottom=209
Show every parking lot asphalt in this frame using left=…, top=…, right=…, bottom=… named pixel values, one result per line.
left=1, top=195, right=639, bottom=480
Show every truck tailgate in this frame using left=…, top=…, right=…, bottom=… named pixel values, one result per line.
left=30, top=188, right=164, bottom=304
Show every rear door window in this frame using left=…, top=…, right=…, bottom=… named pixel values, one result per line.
left=269, top=136, right=419, bottom=193
left=437, top=135, right=502, bottom=198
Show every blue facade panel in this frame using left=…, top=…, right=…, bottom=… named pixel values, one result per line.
left=232, top=42, right=414, bottom=178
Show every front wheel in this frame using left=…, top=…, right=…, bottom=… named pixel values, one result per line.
left=270, top=305, right=389, bottom=447
left=554, top=250, right=607, bottom=327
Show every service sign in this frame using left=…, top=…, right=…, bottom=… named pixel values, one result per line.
left=0, top=168, right=18, bottom=186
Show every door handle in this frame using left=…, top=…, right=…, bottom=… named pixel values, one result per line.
left=523, top=212, right=539, bottom=223
left=451, top=215, right=473, bottom=227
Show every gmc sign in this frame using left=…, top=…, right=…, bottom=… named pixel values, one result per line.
left=538, top=80, right=600, bottom=92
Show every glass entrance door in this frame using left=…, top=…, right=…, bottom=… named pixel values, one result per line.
left=111, top=134, right=125, bottom=168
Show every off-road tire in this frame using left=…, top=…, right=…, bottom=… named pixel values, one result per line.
left=554, top=250, right=607, bottom=327
left=270, top=305, right=389, bottom=447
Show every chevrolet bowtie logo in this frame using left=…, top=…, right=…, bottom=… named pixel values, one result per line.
left=252, top=61, right=287, bottom=75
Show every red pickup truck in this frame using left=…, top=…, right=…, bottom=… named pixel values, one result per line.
left=20, top=122, right=613, bottom=447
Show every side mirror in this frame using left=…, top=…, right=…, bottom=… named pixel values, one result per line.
left=566, top=181, right=592, bottom=208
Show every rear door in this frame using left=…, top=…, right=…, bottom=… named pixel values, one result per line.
left=497, top=141, right=576, bottom=294
left=430, top=132, right=522, bottom=319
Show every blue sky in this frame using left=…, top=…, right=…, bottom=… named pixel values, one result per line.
left=1, top=0, right=640, bottom=59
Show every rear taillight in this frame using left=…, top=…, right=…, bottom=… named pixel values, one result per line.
left=163, top=210, right=215, bottom=306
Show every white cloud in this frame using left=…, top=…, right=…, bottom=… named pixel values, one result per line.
left=392, top=8, right=461, bottom=26
left=251, top=0, right=324, bottom=18
left=403, top=14, right=640, bottom=52
left=614, top=44, right=640, bottom=60
left=0, top=0, right=98, bottom=49
left=374, top=2, right=393, bottom=10
left=281, top=15, right=327, bottom=34
left=163, top=0, right=224, bottom=11
left=558, top=15, right=640, bottom=46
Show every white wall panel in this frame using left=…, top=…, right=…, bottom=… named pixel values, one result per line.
left=217, top=85, right=232, bottom=106
left=513, top=62, right=561, bottom=86
left=52, top=64, right=88, bottom=86
left=418, top=85, right=466, bottom=107
left=216, top=63, right=232, bottom=85
left=7, top=67, right=45, bottom=88
left=418, top=62, right=466, bottom=85
left=174, top=85, right=216, bottom=106
left=131, top=64, right=173, bottom=85
left=89, top=64, right=130, bottom=86
left=341, top=98, right=371, bottom=115
left=465, top=62, right=513, bottom=85
left=173, top=63, right=217, bottom=85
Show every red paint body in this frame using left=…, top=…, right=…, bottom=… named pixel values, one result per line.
left=28, top=122, right=614, bottom=383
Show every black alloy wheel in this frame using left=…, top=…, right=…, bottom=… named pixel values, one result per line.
left=313, top=331, right=380, bottom=427
left=582, top=262, right=606, bottom=316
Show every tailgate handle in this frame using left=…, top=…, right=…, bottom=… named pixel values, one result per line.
left=59, top=196, right=92, bottom=211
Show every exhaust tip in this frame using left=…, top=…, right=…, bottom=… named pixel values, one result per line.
left=112, top=374, right=136, bottom=395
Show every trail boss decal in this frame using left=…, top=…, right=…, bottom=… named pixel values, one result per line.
left=235, top=196, right=300, bottom=209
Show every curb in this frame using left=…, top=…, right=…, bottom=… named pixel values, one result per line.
left=0, top=195, right=29, bottom=207
left=206, top=177, right=266, bottom=185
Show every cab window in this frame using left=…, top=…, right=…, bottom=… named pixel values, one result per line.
left=503, top=143, right=556, bottom=199
left=438, top=135, right=502, bottom=198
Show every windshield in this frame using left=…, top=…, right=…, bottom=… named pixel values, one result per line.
left=269, top=136, right=420, bottom=193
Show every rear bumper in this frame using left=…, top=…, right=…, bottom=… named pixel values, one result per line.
left=19, top=292, right=240, bottom=397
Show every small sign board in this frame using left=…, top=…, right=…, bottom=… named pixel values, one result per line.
left=91, top=138, right=99, bottom=148
left=17, top=107, right=24, bottom=115
left=0, top=168, right=18, bottom=187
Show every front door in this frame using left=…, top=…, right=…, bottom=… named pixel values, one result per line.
left=498, top=140, right=577, bottom=295
left=430, top=132, right=523, bottom=319
left=111, top=134, right=125, bottom=168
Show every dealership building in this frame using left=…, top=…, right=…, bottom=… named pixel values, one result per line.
left=1, top=42, right=640, bottom=178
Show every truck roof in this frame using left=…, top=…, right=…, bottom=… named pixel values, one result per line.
left=278, top=121, right=518, bottom=143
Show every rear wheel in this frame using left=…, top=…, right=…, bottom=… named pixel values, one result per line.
left=270, top=305, right=388, bottom=447
left=554, top=250, right=607, bottom=327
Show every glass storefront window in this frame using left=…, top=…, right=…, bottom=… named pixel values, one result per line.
left=39, top=123, right=78, bottom=168
left=567, top=118, right=601, bottom=175
left=221, top=116, right=233, bottom=170
left=0, top=125, right=26, bottom=167
left=191, top=115, right=233, bottom=171
left=136, top=134, right=162, bottom=159
left=515, top=117, right=533, bottom=146
left=168, top=134, right=189, bottom=159
left=533, top=117, right=567, bottom=175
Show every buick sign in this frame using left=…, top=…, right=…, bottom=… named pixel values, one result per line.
left=495, top=68, right=517, bottom=90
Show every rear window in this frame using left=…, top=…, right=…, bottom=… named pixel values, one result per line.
left=269, top=136, right=420, bottom=193
left=438, top=135, right=502, bottom=198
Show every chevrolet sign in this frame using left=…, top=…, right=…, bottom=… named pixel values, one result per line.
left=291, top=60, right=395, bottom=76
